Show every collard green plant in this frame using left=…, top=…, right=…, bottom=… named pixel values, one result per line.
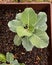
left=0, top=52, right=25, bottom=65
left=8, top=8, right=49, bottom=51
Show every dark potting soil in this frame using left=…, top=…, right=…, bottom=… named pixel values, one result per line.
left=0, top=9, right=49, bottom=65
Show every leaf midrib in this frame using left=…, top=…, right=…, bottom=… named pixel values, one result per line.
left=28, top=9, right=29, bottom=30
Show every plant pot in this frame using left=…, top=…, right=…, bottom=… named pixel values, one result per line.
left=51, top=4, right=52, bottom=48
left=0, top=2, right=51, bottom=65
left=0, top=0, right=50, bottom=2
left=51, top=3, right=52, bottom=65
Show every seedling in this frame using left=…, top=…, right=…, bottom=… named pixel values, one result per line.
left=8, top=8, right=49, bottom=51
left=0, top=52, right=25, bottom=65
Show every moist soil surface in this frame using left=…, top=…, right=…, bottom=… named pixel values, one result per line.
left=0, top=8, right=49, bottom=65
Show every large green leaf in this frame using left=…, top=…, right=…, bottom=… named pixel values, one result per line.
left=22, top=37, right=33, bottom=51
left=21, top=8, right=37, bottom=27
left=6, top=52, right=14, bottom=63
left=16, top=26, right=32, bottom=37
left=35, top=12, right=47, bottom=31
left=35, top=23, right=47, bottom=31
left=29, top=29, right=49, bottom=48
left=10, top=60, right=20, bottom=65
left=0, top=54, right=6, bottom=62
left=36, top=23, right=47, bottom=31
left=14, top=35, right=21, bottom=46
left=8, top=20, right=22, bottom=32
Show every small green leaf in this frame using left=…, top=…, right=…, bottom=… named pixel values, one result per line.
left=16, top=26, right=32, bottom=37
left=6, top=52, right=14, bottom=63
left=8, top=20, right=22, bottom=32
left=14, top=35, right=21, bottom=46
left=20, top=63, right=25, bottom=65
left=29, top=30, right=49, bottom=48
left=10, top=60, right=20, bottom=65
left=22, top=37, right=33, bottom=51
left=38, top=12, right=47, bottom=23
left=35, top=12, right=47, bottom=31
left=15, top=13, right=22, bottom=20
left=0, top=54, right=6, bottom=62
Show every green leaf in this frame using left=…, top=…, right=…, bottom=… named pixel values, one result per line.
left=22, top=37, right=33, bottom=51
left=35, top=12, right=47, bottom=31
left=15, top=13, right=22, bottom=20
left=38, top=12, right=47, bottom=23
left=21, top=8, right=37, bottom=27
left=10, top=60, right=20, bottom=65
left=8, top=20, right=22, bottom=32
left=6, top=52, right=14, bottom=63
left=35, top=23, right=47, bottom=31
left=16, top=26, right=32, bottom=37
left=29, top=29, right=49, bottom=48
left=20, top=63, right=25, bottom=65
left=14, top=35, right=21, bottom=46
left=0, top=54, right=6, bottom=62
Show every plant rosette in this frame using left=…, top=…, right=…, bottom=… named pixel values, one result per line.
left=8, top=8, right=49, bottom=51
left=0, top=52, right=25, bottom=65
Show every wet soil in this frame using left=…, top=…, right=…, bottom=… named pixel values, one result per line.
left=0, top=8, right=49, bottom=65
